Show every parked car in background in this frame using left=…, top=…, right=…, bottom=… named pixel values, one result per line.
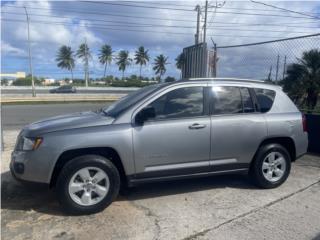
left=50, top=85, right=76, bottom=93
left=11, top=78, right=308, bottom=214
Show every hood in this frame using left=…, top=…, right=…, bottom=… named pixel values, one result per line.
left=22, top=111, right=115, bottom=136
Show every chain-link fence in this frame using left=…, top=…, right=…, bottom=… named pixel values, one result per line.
left=216, top=33, right=320, bottom=81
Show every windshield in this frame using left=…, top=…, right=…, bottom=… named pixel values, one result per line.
left=103, top=83, right=167, bottom=118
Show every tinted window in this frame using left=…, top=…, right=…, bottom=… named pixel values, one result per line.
left=212, top=86, right=242, bottom=114
left=148, top=87, right=204, bottom=120
left=103, top=83, right=167, bottom=118
left=60, top=85, right=70, bottom=89
left=254, top=88, right=276, bottom=113
left=240, top=88, right=255, bottom=113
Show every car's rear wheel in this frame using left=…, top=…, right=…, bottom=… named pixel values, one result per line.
left=250, top=143, right=291, bottom=189
left=56, top=155, right=120, bottom=215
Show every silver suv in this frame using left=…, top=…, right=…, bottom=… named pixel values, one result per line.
left=10, top=78, right=308, bottom=214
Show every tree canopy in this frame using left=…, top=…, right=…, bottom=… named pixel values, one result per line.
left=282, top=49, right=320, bottom=111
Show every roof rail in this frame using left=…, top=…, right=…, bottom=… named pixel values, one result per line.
left=188, top=77, right=266, bottom=83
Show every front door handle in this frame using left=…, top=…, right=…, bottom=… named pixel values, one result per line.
left=189, top=123, right=206, bottom=129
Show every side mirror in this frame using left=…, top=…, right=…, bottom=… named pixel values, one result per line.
left=135, top=106, right=156, bottom=125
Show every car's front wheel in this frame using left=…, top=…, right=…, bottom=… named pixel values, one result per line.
left=250, top=143, right=291, bottom=189
left=56, top=155, right=120, bottom=215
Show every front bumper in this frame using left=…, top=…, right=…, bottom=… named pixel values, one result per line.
left=9, top=160, right=49, bottom=187
left=10, top=150, right=53, bottom=184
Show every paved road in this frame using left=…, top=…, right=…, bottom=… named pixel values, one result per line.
left=1, top=103, right=109, bottom=130
left=1, top=130, right=320, bottom=240
left=2, top=89, right=134, bottom=95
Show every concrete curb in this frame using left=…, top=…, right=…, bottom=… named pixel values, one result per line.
left=1, top=95, right=122, bottom=103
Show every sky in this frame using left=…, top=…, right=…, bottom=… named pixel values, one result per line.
left=1, top=0, right=320, bottom=80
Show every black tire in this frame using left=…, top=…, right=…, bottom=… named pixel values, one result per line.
left=56, top=155, right=120, bottom=215
left=250, top=143, right=291, bottom=189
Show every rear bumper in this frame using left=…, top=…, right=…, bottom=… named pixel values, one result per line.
left=295, top=132, right=308, bottom=159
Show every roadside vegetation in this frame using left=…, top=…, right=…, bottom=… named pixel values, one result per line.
left=54, top=43, right=183, bottom=83
left=280, top=49, right=320, bottom=113
left=3, top=74, right=177, bottom=88
left=2, top=42, right=184, bottom=87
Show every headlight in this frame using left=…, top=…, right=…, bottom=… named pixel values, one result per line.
left=17, top=137, right=43, bottom=151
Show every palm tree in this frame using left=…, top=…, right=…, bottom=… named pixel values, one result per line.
left=116, top=50, right=132, bottom=79
left=175, top=53, right=185, bottom=78
left=99, top=44, right=113, bottom=78
left=76, top=43, right=91, bottom=87
left=56, top=45, right=75, bottom=81
left=153, top=54, right=168, bottom=82
left=282, top=49, right=320, bottom=110
left=134, top=46, right=149, bottom=80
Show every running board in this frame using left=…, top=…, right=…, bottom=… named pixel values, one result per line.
left=128, top=168, right=248, bottom=186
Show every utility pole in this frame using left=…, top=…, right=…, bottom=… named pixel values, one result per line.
left=195, top=5, right=201, bottom=44
left=203, top=0, right=208, bottom=43
left=199, top=1, right=225, bottom=43
left=213, top=42, right=217, bottom=77
left=282, top=55, right=287, bottom=80
left=24, top=7, right=36, bottom=97
left=84, top=38, right=88, bottom=88
left=275, top=54, right=280, bottom=82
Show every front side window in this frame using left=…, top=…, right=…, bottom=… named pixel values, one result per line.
left=103, top=83, right=167, bottom=118
left=254, top=88, right=276, bottom=113
left=211, top=86, right=242, bottom=114
left=148, top=87, right=204, bottom=120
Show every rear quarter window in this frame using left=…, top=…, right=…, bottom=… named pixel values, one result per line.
left=254, top=88, right=276, bottom=113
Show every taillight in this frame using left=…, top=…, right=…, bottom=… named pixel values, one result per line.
left=302, top=114, right=307, bottom=132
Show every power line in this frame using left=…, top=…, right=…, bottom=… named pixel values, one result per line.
left=122, top=1, right=320, bottom=15
left=217, top=33, right=320, bottom=48
left=80, top=1, right=195, bottom=12
left=81, top=1, right=318, bottom=20
left=3, top=5, right=198, bottom=23
left=1, top=11, right=196, bottom=28
left=212, top=10, right=319, bottom=19
left=4, top=5, right=320, bottom=26
left=3, top=18, right=318, bottom=39
left=3, top=11, right=318, bottom=34
left=250, top=0, right=320, bottom=20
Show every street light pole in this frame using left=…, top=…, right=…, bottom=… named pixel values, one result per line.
left=24, top=6, right=36, bottom=97
left=84, top=38, right=89, bottom=88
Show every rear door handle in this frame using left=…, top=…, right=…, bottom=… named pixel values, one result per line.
left=189, top=123, right=206, bottom=129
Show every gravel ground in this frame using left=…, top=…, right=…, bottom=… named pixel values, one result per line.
left=1, top=130, right=320, bottom=240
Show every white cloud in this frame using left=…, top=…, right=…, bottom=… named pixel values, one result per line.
left=1, top=41, right=27, bottom=56
left=1, top=0, right=320, bottom=79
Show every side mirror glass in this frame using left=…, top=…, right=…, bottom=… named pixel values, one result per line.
left=135, top=106, right=156, bottom=125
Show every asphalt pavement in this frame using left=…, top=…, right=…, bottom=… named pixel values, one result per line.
left=1, top=103, right=320, bottom=239
left=1, top=130, right=320, bottom=240
left=1, top=103, right=109, bottom=130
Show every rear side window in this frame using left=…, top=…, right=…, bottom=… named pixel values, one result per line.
left=254, top=88, right=276, bottom=113
left=240, top=88, right=255, bottom=113
left=212, top=86, right=242, bottom=114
